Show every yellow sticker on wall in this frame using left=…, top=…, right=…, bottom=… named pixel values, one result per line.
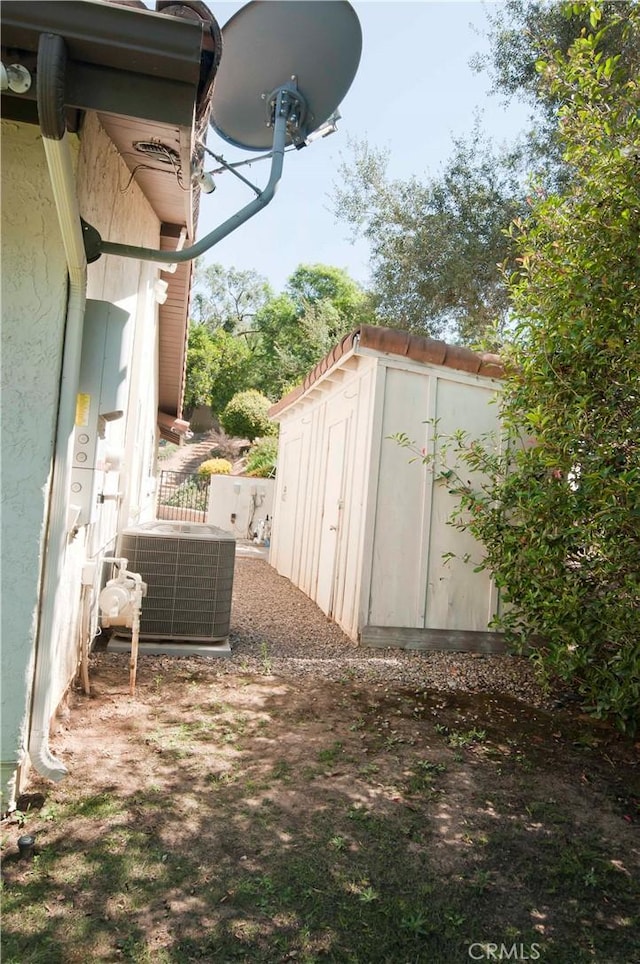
left=75, top=393, right=91, bottom=427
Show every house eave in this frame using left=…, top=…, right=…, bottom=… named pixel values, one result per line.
left=1, top=0, right=204, bottom=127
left=1, top=0, right=213, bottom=231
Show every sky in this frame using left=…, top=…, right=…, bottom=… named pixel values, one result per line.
left=196, top=1, right=532, bottom=293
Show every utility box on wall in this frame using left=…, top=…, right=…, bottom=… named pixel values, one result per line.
left=69, top=300, right=131, bottom=526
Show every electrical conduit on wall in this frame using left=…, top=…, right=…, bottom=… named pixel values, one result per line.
left=28, top=33, right=87, bottom=782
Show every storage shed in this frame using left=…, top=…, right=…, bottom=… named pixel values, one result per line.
left=268, top=325, right=505, bottom=652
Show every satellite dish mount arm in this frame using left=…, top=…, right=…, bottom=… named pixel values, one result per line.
left=83, top=86, right=299, bottom=265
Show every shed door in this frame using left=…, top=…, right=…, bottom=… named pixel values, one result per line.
left=315, top=419, right=348, bottom=616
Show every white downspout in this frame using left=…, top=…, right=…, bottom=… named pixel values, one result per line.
left=28, top=33, right=87, bottom=781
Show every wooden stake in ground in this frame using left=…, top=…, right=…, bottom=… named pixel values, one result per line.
left=128, top=588, right=143, bottom=696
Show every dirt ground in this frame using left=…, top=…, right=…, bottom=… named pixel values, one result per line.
left=2, top=562, right=639, bottom=964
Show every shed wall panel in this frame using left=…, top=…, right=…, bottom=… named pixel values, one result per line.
left=333, top=365, right=376, bottom=637
left=425, top=377, right=500, bottom=630
left=368, top=367, right=432, bottom=627
left=315, top=414, right=350, bottom=615
left=271, top=358, right=377, bottom=639
left=272, top=434, right=303, bottom=581
left=302, top=403, right=327, bottom=596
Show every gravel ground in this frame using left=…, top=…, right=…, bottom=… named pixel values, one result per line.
left=153, top=438, right=552, bottom=711
left=220, top=554, right=553, bottom=710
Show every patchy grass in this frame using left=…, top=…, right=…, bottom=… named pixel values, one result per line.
left=1, top=655, right=638, bottom=963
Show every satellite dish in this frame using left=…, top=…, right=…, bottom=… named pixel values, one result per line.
left=88, top=1, right=362, bottom=265
left=210, top=0, right=362, bottom=151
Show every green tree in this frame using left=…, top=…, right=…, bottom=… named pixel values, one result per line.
left=192, top=261, right=272, bottom=333
left=252, top=265, right=370, bottom=399
left=334, top=129, right=527, bottom=345
left=249, top=294, right=316, bottom=399
left=183, top=324, right=252, bottom=417
left=285, top=263, right=370, bottom=329
left=422, top=2, right=640, bottom=732
left=184, top=323, right=217, bottom=411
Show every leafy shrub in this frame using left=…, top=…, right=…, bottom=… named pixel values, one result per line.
left=196, top=458, right=232, bottom=477
left=245, top=437, right=278, bottom=478
left=220, top=390, right=277, bottom=442
left=396, top=10, right=640, bottom=735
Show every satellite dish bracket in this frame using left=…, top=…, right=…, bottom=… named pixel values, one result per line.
left=265, top=77, right=308, bottom=149
left=83, top=86, right=295, bottom=265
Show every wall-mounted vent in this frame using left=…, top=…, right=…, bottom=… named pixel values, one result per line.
left=132, top=140, right=181, bottom=165
left=117, top=522, right=235, bottom=642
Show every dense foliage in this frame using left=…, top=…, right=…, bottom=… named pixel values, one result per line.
left=244, top=437, right=279, bottom=479
left=249, top=264, right=371, bottom=399
left=220, top=390, right=277, bottom=443
left=473, top=0, right=639, bottom=186
left=334, top=130, right=527, bottom=344
left=183, top=325, right=252, bottom=415
left=185, top=263, right=371, bottom=413
left=409, top=3, right=640, bottom=732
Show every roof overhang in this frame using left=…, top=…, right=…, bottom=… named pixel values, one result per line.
left=1, top=0, right=204, bottom=127
left=158, top=410, right=192, bottom=444
left=158, top=225, right=194, bottom=428
left=0, top=1, right=217, bottom=230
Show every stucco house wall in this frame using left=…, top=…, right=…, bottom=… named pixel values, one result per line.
left=0, top=121, right=74, bottom=798
left=0, top=0, right=223, bottom=813
left=1, top=115, right=163, bottom=806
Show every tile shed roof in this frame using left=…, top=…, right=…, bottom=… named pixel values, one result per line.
left=269, top=325, right=504, bottom=419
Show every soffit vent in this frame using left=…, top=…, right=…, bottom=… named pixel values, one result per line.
left=133, top=140, right=181, bottom=165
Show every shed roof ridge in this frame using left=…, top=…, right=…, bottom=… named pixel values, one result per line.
left=269, top=324, right=504, bottom=418
left=357, top=324, right=503, bottom=377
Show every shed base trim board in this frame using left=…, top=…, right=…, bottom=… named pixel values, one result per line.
left=360, top=626, right=508, bottom=654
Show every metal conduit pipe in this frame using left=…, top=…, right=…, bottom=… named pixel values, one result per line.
left=28, top=32, right=88, bottom=782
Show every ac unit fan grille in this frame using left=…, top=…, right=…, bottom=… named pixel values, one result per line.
left=118, top=526, right=235, bottom=641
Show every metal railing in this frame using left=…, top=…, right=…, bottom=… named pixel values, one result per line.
left=156, top=470, right=210, bottom=522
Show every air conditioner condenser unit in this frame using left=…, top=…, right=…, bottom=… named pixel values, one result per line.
left=112, top=521, right=236, bottom=653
